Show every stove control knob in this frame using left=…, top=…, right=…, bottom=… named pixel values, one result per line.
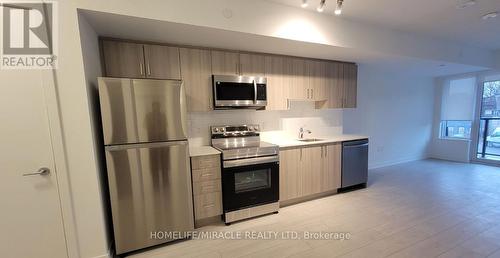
left=248, top=126, right=254, bottom=131
left=214, top=128, right=220, bottom=132
left=221, top=128, right=225, bottom=132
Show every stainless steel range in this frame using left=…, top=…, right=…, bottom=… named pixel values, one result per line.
left=211, top=125, right=280, bottom=225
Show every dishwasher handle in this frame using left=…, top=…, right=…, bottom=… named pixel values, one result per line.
left=343, top=139, right=369, bottom=147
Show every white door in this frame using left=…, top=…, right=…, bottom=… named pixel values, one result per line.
left=0, top=69, right=68, bottom=258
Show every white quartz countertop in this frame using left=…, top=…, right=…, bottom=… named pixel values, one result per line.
left=264, top=134, right=369, bottom=148
left=189, top=146, right=220, bottom=157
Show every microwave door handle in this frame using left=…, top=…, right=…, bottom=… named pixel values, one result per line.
left=253, top=79, right=257, bottom=104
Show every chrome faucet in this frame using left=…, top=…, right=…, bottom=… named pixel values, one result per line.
left=298, top=127, right=312, bottom=139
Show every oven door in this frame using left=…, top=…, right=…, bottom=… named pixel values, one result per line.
left=222, top=159, right=279, bottom=212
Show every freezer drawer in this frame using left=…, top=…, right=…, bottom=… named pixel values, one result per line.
left=98, top=77, right=188, bottom=145
left=341, top=139, right=369, bottom=188
left=105, top=141, right=194, bottom=254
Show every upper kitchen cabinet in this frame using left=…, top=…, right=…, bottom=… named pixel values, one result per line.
left=326, top=62, right=344, bottom=109
left=101, top=40, right=146, bottom=78
left=101, top=40, right=181, bottom=80
left=143, top=45, right=181, bottom=80
left=308, top=60, right=328, bottom=108
left=211, top=50, right=240, bottom=75
left=180, top=48, right=212, bottom=112
left=286, top=57, right=309, bottom=100
left=343, top=63, right=358, bottom=108
left=239, top=53, right=266, bottom=77
left=264, top=55, right=288, bottom=110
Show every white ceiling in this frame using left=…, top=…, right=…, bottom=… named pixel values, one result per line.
left=269, top=0, right=500, bottom=50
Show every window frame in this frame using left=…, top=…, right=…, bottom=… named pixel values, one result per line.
left=439, top=120, right=473, bottom=140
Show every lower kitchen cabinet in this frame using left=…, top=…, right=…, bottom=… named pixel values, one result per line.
left=279, top=148, right=301, bottom=201
left=322, top=143, right=342, bottom=191
left=301, top=146, right=323, bottom=196
left=279, top=143, right=342, bottom=202
left=190, top=154, right=222, bottom=225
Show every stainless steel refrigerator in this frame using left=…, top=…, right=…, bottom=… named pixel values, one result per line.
left=98, top=77, right=194, bottom=255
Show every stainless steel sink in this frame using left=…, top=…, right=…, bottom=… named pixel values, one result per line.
left=297, top=138, right=324, bottom=142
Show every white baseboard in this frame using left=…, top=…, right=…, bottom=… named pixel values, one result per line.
left=369, top=155, right=428, bottom=170
left=428, top=154, right=470, bottom=163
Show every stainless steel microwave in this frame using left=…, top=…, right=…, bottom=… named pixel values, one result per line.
left=212, top=75, right=267, bottom=109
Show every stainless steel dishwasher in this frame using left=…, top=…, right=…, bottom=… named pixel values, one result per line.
left=341, top=139, right=369, bottom=189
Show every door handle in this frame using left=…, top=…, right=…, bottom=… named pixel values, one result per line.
left=23, top=167, right=50, bottom=177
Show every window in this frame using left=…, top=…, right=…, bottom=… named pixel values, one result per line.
left=476, top=80, right=500, bottom=159
left=439, top=77, right=476, bottom=139
left=440, top=120, right=472, bottom=139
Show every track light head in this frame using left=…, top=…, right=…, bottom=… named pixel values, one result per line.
left=317, top=0, right=326, bottom=12
left=335, top=0, right=343, bottom=15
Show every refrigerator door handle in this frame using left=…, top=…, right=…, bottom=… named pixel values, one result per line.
left=105, top=141, right=188, bottom=151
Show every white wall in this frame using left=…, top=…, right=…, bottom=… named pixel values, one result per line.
left=343, top=65, right=435, bottom=169
left=188, top=102, right=343, bottom=146
left=77, top=13, right=111, bottom=256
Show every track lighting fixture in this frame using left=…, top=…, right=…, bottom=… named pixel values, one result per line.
left=335, top=0, right=343, bottom=15
left=309, top=0, right=344, bottom=15
left=317, top=0, right=326, bottom=12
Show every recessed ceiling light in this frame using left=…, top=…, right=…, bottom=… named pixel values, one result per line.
left=456, top=0, right=476, bottom=9
left=317, top=0, right=326, bottom=12
left=301, top=0, right=308, bottom=8
left=482, top=12, right=498, bottom=20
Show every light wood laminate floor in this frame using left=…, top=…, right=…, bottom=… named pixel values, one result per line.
left=127, top=159, right=500, bottom=258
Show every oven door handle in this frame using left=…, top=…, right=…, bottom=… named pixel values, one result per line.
left=224, top=156, right=279, bottom=168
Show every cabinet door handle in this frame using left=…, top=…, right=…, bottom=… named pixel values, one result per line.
left=311, top=89, right=314, bottom=99
left=139, top=63, right=144, bottom=75
left=203, top=204, right=215, bottom=208
left=201, top=173, right=213, bottom=177
left=321, top=146, right=323, bottom=158
left=146, top=62, right=151, bottom=76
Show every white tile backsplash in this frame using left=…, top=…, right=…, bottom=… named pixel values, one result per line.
left=187, top=100, right=343, bottom=146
